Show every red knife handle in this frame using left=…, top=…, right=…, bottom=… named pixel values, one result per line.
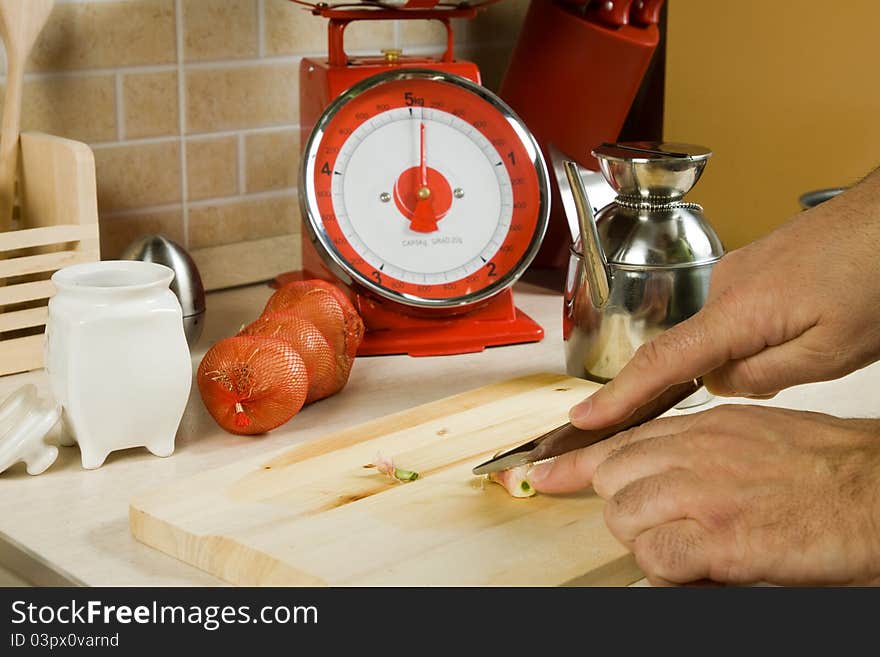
left=586, top=0, right=635, bottom=27
left=630, top=0, right=664, bottom=26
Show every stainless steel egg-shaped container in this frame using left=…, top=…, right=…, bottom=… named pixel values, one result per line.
left=121, top=234, right=206, bottom=347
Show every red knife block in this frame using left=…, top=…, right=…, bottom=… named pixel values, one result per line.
left=499, top=0, right=662, bottom=272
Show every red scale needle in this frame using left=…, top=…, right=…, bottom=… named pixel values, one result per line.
left=411, top=119, right=439, bottom=233
left=419, top=121, right=428, bottom=188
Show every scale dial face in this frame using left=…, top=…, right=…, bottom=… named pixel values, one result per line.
left=301, top=70, right=549, bottom=308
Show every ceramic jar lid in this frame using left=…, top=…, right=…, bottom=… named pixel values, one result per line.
left=0, top=384, right=61, bottom=476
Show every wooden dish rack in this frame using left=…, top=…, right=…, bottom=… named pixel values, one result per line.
left=0, top=132, right=100, bottom=376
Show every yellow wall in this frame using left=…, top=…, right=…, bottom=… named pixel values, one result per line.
left=664, top=0, right=880, bottom=249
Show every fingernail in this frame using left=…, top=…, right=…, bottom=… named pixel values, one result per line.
left=569, top=398, right=592, bottom=424
left=527, top=461, right=554, bottom=485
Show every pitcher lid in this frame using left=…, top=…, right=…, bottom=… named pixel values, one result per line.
left=592, top=142, right=712, bottom=163
left=592, top=142, right=712, bottom=200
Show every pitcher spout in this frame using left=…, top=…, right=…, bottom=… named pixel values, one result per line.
left=563, top=160, right=611, bottom=308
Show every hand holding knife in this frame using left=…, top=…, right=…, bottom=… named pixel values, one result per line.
left=472, top=378, right=702, bottom=476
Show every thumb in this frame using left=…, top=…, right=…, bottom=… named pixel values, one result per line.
left=527, top=416, right=687, bottom=493
left=528, top=446, right=601, bottom=494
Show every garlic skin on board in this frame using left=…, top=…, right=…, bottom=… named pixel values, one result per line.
left=369, top=451, right=419, bottom=483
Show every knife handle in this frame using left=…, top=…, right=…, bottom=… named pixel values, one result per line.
left=631, top=0, right=665, bottom=26
left=586, top=0, right=634, bottom=27
left=530, top=379, right=702, bottom=462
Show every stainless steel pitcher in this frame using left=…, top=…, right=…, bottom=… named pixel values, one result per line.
left=561, top=142, right=724, bottom=383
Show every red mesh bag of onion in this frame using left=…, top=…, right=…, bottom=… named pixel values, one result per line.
left=197, top=280, right=365, bottom=435
left=239, top=312, right=337, bottom=403
left=197, top=336, right=309, bottom=435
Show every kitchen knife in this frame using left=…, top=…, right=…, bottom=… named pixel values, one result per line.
left=472, top=378, right=702, bottom=475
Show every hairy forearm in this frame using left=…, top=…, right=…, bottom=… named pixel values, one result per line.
left=808, top=167, right=880, bottom=243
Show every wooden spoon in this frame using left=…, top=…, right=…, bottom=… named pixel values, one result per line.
left=0, top=0, right=54, bottom=233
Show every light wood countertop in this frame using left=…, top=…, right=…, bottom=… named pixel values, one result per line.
left=1, top=281, right=878, bottom=586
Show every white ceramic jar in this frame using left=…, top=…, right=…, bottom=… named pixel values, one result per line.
left=46, top=260, right=192, bottom=469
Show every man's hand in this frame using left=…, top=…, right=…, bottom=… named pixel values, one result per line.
left=530, top=405, right=880, bottom=586
left=569, top=171, right=880, bottom=429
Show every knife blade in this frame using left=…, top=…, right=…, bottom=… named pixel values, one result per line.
left=471, top=378, right=702, bottom=475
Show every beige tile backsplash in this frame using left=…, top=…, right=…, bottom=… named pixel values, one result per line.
left=186, top=136, right=238, bottom=200
left=185, top=62, right=300, bottom=132
left=123, top=71, right=180, bottom=138
left=263, top=0, right=395, bottom=56
left=29, top=0, right=177, bottom=71
left=187, top=193, right=298, bottom=249
left=182, top=0, right=259, bottom=61
left=245, top=129, right=299, bottom=193
left=6, top=0, right=527, bottom=289
left=93, top=140, right=183, bottom=211
left=17, top=75, right=118, bottom=143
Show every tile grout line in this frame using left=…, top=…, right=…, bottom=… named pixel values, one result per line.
left=114, top=72, right=125, bottom=141
left=9, top=42, right=488, bottom=83
left=89, top=124, right=301, bottom=150
left=12, top=43, right=478, bottom=81
left=101, top=202, right=184, bottom=220
left=188, top=187, right=296, bottom=209
left=257, top=0, right=266, bottom=58
left=185, top=123, right=302, bottom=139
left=174, top=0, right=190, bottom=249
left=91, top=135, right=187, bottom=150
left=237, top=133, right=247, bottom=195
left=172, top=54, right=303, bottom=71
left=19, top=64, right=180, bottom=82
left=101, top=187, right=298, bottom=220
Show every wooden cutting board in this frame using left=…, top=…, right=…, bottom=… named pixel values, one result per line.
left=130, top=373, right=640, bottom=586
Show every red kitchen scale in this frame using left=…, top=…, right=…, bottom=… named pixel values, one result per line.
left=279, top=0, right=551, bottom=357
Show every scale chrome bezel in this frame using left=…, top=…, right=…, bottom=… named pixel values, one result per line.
left=299, top=69, right=550, bottom=309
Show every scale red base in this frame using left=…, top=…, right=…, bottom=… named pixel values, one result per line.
left=272, top=271, right=543, bottom=357
left=296, top=8, right=545, bottom=357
